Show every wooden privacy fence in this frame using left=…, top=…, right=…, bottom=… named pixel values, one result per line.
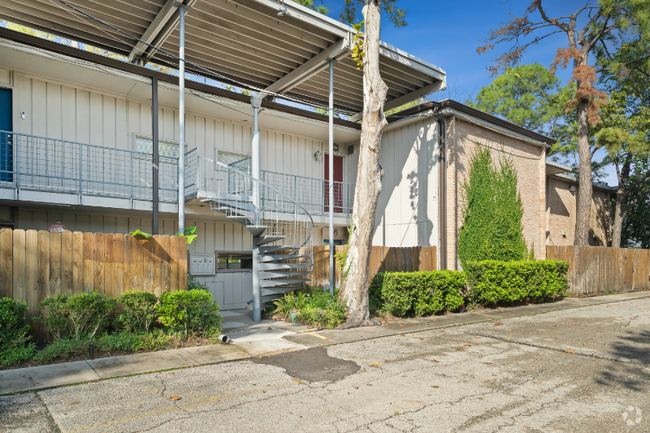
left=306, top=245, right=437, bottom=288
left=0, top=228, right=187, bottom=334
left=547, top=246, right=650, bottom=295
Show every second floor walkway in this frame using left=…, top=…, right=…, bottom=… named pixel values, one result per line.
left=0, top=131, right=354, bottom=220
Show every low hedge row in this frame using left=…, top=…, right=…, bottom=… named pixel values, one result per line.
left=370, top=259, right=569, bottom=316
left=465, top=260, right=569, bottom=305
left=370, top=271, right=466, bottom=317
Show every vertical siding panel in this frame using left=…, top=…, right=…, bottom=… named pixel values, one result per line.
left=32, top=80, right=47, bottom=136
left=76, top=90, right=91, bottom=144
left=89, top=92, right=103, bottom=146
left=13, top=74, right=32, bottom=135
left=46, top=83, right=62, bottom=139
left=103, top=96, right=117, bottom=148
left=116, top=98, right=128, bottom=149
left=61, top=86, right=76, bottom=142
left=61, top=231, right=73, bottom=295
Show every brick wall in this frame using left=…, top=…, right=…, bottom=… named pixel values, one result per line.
left=445, top=117, right=547, bottom=270
left=546, top=176, right=613, bottom=246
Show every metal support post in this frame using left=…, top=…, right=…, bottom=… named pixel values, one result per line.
left=328, top=59, right=335, bottom=295
left=175, top=2, right=191, bottom=235
left=251, top=94, right=263, bottom=323
left=152, top=76, right=159, bottom=235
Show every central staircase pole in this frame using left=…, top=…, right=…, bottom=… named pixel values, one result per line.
left=251, top=95, right=263, bottom=322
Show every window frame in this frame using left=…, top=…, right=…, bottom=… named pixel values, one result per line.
left=216, top=251, right=253, bottom=273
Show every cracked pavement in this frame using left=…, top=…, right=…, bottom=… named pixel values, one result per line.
left=2, top=296, right=650, bottom=432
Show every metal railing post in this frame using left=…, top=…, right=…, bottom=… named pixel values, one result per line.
left=78, top=143, right=82, bottom=202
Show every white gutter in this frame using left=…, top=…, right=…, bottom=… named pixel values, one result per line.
left=384, top=109, right=435, bottom=132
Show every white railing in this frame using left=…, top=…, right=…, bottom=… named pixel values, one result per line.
left=0, top=131, right=355, bottom=216
left=0, top=131, right=178, bottom=202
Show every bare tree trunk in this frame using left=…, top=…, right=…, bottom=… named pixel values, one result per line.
left=339, top=0, right=388, bottom=328
left=611, top=188, right=625, bottom=248
left=574, top=97, right=593, bottom=246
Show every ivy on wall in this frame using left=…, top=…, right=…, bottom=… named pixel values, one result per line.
left=458, top=146, right=530, bottom=268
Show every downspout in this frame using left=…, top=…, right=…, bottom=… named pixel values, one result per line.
left=434, top=108, right=447, bottom=270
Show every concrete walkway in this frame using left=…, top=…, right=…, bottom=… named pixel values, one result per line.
left=1, top=291, right=648, bottom=396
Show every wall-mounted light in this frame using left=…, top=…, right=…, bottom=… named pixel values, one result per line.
left=561, top=229, right=566, bottom=238
left=569, top=185, right=576, bottom=194
left=314, top=150, right=322, bottom=161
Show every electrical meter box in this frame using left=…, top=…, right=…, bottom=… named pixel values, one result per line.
left=190, top=254, right=215, bottom=276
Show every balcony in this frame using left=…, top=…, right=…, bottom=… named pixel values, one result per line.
left=185, top=149, right=354, bottom=218
left=0, top=131, right=354, bottom=218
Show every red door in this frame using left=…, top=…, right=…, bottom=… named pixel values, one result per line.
left=324, top=155, right=343, bottom=213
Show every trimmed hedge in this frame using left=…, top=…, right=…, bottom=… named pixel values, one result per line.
left=465, top=260, right=569, bottom=305
left=370, top=271, right=466, bottom=317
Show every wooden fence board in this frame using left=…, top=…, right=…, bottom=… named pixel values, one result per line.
left=113, top=234, right=124, bottom=296
left=152, top=236, right=163, bottom=296
left=133, top=235, right=144, bottom=291
left=61, top=231, right=73, bottom=296
left=0, top=228, right=12, bottom=298
left=104, top=234, right=115, bottom=298
left=83, top=232, right=94, bottom=293
left=25, top=230, right=38, bottom=327
left=93, top=233, right=105, bottom=295
left=178, top=237, right=187, bottom=291
left=72, top=232, right=84, bottom=294
left=12, top=230, right=26, bottom=302
left=547, top=246, right=650, bottom=295
left=308, top=246, right=438, bottom=288
left=49, top=232, right=62, bottom=297
left=159, top=235, right=171, bottom=293
left=170, top=236, right=179, bottom=292
left=142, top=238, right=154, bottom=293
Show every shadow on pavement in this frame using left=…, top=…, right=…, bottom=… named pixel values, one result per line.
left=596, top=329, right=650, bottom=392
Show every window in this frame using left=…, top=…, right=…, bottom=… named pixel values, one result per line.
left=135, top=136, right=180, bottom=158
left=217, top=150, right=249, bottom=165
left=217, top=252, right=253, bottom=272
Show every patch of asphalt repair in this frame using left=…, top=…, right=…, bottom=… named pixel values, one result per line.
left=251, top=346, right=361, bottom=382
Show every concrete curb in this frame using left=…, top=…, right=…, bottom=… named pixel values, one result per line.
left=1, top=291, right=648, bottom=395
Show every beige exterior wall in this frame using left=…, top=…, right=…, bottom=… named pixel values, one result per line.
left=444, top=117, right=547, bottom=270
left=546, top=176, right=613, bottom=246
left=371, top=117, right=440, bottom=249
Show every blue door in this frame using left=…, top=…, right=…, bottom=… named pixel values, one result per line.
left=0, top=89, right=12, bottom=182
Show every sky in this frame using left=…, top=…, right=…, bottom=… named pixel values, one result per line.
left=315, top=0, right=618, bottom=185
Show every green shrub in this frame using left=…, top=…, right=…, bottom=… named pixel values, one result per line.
left=187, top=273, right=209, bottom=291
left=0, top=298, right=31, bottom=351
left=95, top=330, right=172, bottom=353
left=37, top=292, right=117, bottom=341
left=369, top=271, right=467, bottom=317
left=0, top=344, right=36, bottom=367
left=298, top=290, right=347, bottom=329
left=117, top=291, right=159, bottom=333
left=465, top=260, right=569, bottom=305
left=273, top=291, right=309, bottom=317
left=158, top=290, right=221, bottom=338
left=33, top=338, right=88, bottom=363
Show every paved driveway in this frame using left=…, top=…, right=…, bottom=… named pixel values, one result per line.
left=2, top=296, right=649, bottom=433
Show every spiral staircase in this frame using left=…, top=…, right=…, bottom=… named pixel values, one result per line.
left=188, top=151, right=314, bottom=322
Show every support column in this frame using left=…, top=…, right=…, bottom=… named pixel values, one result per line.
left=328, top=60, right=335, bottom=295
left=152, top=76, right=159, bottom=235
left=251, top=94, right=263, bottom=323
left=176, top=2, right=190, bottom=235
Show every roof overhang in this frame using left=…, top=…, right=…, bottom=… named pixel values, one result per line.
left=0, top=0, right=446, bottom=113
left=546, top=160, right=572, bottom=176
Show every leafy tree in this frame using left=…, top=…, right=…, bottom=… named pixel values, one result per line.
left=477, top=0, right=650, bottom=246
left=595, top=41, right=650, bottom=247
left=622, top=181, right=650, bottom=248
left=458, top=147, right=529, bottom=269
left=468, top=64, right=576, bottom=160
left=339, top=0, right=407, bottom=27
left=291, top=0, right=329, bottom=14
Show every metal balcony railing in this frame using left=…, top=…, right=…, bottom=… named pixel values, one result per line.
left=186, top=152, right=354, bottom=216
left=0, top=131, right=354, bottom=216
left=0, top=130, right=178, bottom=203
